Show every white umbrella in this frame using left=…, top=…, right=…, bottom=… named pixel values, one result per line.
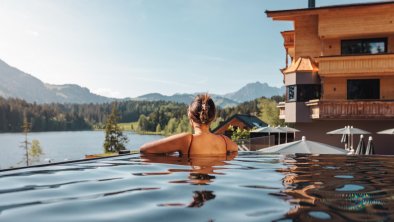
left=327, top=126, right=371, bottom=135
left=251, top=125, right=285, bottom=146
left=365, top=136, right=375, bottom=155
left=354, top=135, right=366, bottom=155
left=377, top=128, right=394, bottom=135
left=341, top=133, right=349, bottom=151
left=276, top=126, right=300, bottom=143
left=257, top=136, right=347, bottom=154
left=327, top=126, right=371, bottom=151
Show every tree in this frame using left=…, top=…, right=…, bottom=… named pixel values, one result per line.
left=156, top=123, right=162, bottom=133
left=137, top=114, right=150, bottom=132
left=164, top=118, right=178, bottom=135
left=21, top=113, right=31, bottom=166
left=270, top=95, right=285, bottom=103
left=210, top=117, right=224, bottom=131
left=103, top=104, right=128, bottom=153
left=29, top=140, right=44, bottom=165
left=258, top=98, right=284, bottom=127
left=228, top=125, right=250, bottom=144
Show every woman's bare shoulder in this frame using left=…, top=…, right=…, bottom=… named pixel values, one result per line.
left=166, top=132, right=192, bottom=140
left=140, top=133, right=192, bottom=154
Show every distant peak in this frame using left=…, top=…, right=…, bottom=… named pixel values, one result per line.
left=223, top=81, right=285, bottom=103
left=246, top=81, right=268, bottom=87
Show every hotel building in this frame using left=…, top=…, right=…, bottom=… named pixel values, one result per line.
left=266, top=1, right=394, bottom=154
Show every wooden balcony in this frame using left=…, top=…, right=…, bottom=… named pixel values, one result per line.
left=281, top=31, right=294, bottom=48
left=278, top=102, right=286, bottom=120
left=305, top=100, right=394, bottom=119
left=318, top=54, right=394, bottom=77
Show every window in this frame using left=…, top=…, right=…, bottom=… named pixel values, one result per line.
left=347, top=79, right=380, bottom=100
left=286, top=85, right=321, bottom=102
left=287, top=85, right=296, bottom=102
left=341, top=38, right=387, bottom=55
left=297, top=85, right=321, bottom=102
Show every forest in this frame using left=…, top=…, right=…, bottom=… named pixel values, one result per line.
left=0, top=96, right=284, bottom=134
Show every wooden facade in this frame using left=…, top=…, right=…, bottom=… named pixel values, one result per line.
left=322, top=76, right=394, bottom=101
left=267, top=1, right=394, bottom=121
left=318, top=6, right=394, bottom=38
left=267, top=1, right=394, bottom=154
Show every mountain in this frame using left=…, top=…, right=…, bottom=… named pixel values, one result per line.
left=223, top=81, right=285, bottom=103
left=132, top=82, right=285, bottom=108
left=134, top=93, right=239, bottom=108
left=0, top=59, right=113, bottom=104
left=134, top=93, right=194, bottom=104
left=0, top=58, right=284, bottom=106
left=44, top=84, right=111, bottom=104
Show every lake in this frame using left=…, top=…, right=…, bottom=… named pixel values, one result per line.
left=0, top=131, right=164, bottom=170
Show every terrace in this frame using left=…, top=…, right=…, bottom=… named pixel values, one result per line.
left=305, top=99, right=394, bottom=119
left=317, top=54, right=394, bottom=77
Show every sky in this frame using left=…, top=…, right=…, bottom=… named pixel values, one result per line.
left=0, top=0, right=380, bottom=98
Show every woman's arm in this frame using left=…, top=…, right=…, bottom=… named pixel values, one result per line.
left=140, top=133, right=192, bottom=155
left=223, top=136, right=239, bottom=152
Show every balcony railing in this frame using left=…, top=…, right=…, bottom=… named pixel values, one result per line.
left=305, top=100, right=394, bottom=119
left=281, top=31, right=295, bottom=48
left=318, top=54, right=394, bottom=77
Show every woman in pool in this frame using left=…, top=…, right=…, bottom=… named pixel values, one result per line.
left=140, top=93, right=238, bottom=156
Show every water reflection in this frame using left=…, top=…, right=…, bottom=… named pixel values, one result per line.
left=277, top=154, right=394, bottom=221
left=141, top=153, right=236, bottom=208
left=4, top=152, right=394, bottom=221
left=188, top=191, right=216, bottom=208
left=141, top=153, right=236, bottom=185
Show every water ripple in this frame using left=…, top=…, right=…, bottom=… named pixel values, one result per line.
left=1, top=154, right=394, bottom=221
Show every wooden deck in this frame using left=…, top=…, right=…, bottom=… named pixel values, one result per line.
left=305, top=100, right=394, bottom=119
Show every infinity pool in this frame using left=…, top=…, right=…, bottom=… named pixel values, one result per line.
left=0, top=152, right=393, bottom=221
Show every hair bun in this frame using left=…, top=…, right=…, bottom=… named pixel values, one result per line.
left=189, top=93, right=216, bottom=125
left=200, top=103, right=210, bottom=124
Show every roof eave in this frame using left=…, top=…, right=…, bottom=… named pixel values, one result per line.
left=266, top=10, right=313, bottom=21
left=265, top=1, right=394, bottom=20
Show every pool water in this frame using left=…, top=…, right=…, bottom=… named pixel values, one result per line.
left=0, top=152, right=394, bottom=221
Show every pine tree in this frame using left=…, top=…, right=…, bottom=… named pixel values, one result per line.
left=29, top=140, right=44, bottom=165
left=155, top=123, right=162, bottom=133
left=21, top=113, right=31, bottom=166
left=137, top=114, right=149, bottom=132
left=103, top=104, right=128, bottom=153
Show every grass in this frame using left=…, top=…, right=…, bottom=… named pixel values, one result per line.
left=93, top=122, right=165, bottom=135
left=118, top=122, right=138, bottom=131
left=118, top=122, right=164, bottom=135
